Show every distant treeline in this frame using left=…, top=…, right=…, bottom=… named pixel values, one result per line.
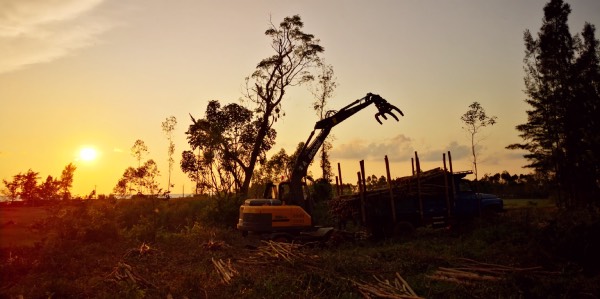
left=476, top=171, right=549, bottom=199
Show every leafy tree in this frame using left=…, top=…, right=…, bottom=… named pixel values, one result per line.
left=59, top=162, right=76, bottom=200
left=311, top=62, right=337, bottom=181
left=186, top=101, right=276, bottom=198
left=131, top=139, right=149, bottom=192
left=113, top=167, right=136, bottom=197
left=139, top=159, right=161, bottom=195
left=508, top=0, right=599, bottom=206
left=161, top=116, right=177, bottom=194
left=180, top=150, right=209, bottom=195
left=38, top=175, right=60, bottom=201
left=460, top=101, right=497, bottom=181
left=240, top=15, right=324, bottom=196
left=18, top=169, right=39, bottom=203
left=2, top=177, right=19, bottom=203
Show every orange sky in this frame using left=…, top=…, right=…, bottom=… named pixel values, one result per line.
left=1, top=0, right=599, bottom=196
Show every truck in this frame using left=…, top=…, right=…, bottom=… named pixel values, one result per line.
left=329, top=166, right=504, bottom=238
left=237, top=93, right=404, bottom=241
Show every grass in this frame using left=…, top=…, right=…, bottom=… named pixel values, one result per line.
left=0, top=198, right=598, bottom=298
left=0, top=206, right=49, bottom=248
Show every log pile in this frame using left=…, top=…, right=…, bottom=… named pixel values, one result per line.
left=350, top=272, right=423, bottom=299
left=211, top=258, right=238, bottom=285
left=106, top=261, right=156, bottom=289
left=239, top=240, right=318, bottom=266
left=427, top=258, right=557, bottom=285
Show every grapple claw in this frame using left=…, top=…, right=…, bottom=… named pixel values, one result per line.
left=393, top=106, right=404, bottom=117
left=387, top=112, right=399, bottom=121
left=375, top=113, right=383, bottom=124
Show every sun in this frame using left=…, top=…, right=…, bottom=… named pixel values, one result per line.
left=79, top=147, right=98, bottom=161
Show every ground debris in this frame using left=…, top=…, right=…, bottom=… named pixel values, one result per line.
left=106, top=261, right=156, bottom=289
left=427, top=258, right=559, bottom=285
left=202, top=239, right=228, bottom=251
left=350, top=272, right=423, bottom=299
left=212, top=258, right=238, bottom=285
left=239, top=240, right=319, bottom=266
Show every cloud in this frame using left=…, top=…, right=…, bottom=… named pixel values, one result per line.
left=331, top=134, right=415, bottom=161
left=420, top=141, right=470, bottom=162
left=0, top=0, right=111, bottom=74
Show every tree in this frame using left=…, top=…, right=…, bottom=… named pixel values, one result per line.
left=139, top=159, right=161, bottom=195
left=2, top=177, right=19, bottom=203
left=38, top=175, right=60, bottom=201
left=460, top=101, right=497, bottom=181
left=161, top=116, right=177, bottom=194
left=113, top=167, right=137, bottom=197
left=180, top=150, right=209, bottom=195
left=185, top=101, right=276, bottom=198
left=240, top=15, right=324, bottom=197
left=18, top=169, right=39, bottom=203
left=131, top=139, right=149, bottom=192
left=311, top=62, right=337, bottom=181
left=508, top=0, right=599, bottom=206
left=59, top=163, right=76, bottom=200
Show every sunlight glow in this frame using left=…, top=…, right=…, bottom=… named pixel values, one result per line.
left=79, top=147, right=98, bottom=161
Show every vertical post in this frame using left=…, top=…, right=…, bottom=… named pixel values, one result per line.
left=448, top=151, right=456, bottom=197
left=415, top=151, right=423, bottom=221
left=338, top=162, right=344, bottom=195
left=335, top=176, right=340, bottom=197
left=360, top=160, right=367, bottom=225
left=443, top=153, right=451, bottom=218
left=385, top=155, right=397, bottom=223
left=411, top=158, right=415, bottom=176
left=357, top=171, right=366, bottom=225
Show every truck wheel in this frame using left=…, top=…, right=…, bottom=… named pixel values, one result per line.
left=393, top=221, right=415, bottom=238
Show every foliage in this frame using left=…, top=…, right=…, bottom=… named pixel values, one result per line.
left=239, top=14, right=324, bottom=196
left=508, top=0, right=600, bottom=207
left=161, top=116, right=177, bottom=193
left=479, top=171, right=550, bottom=198
left=460, top=102, right=497, bottom=181
left=130, top=139, right=149, bottom=192
left=184, top=101, right=276, bottom=199
left=311, top=62, right=338, bottom=181
left=1, top=164, right=77, bottom=203
left=113, top=160, right=162, bottom=196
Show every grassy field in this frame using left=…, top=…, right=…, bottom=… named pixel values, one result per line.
left=0, top=206, right=49, bottom=248
left=0, top=198, right=598, bottom=298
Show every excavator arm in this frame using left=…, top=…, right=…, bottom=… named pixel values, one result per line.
left=287, top=93, right=403, bottom=213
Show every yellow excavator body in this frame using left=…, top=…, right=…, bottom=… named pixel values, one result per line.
left=237, top=199, right=312, bottom=233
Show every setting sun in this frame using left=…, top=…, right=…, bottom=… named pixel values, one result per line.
left=79, top=147, right=98, bottom=162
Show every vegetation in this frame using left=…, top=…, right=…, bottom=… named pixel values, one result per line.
left=161, top=116, right=177, bottom=195
left=507, top=0, right=600, bottom=207
left=311, top=62, right=338, bottom=181
left=460, top=102, right=497, bottom=181
left=1, top=198, right=599, bottom=298
left=1, top=163, right=77, bottom=203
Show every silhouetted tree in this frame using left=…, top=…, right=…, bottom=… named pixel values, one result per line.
left=311, top=62, right=337, bottom=181
left=460, top=102, right=497, bottom=181
left=131, top=139, right=149, bottom=192
left=186, top=101, right=276, bottom=198
left=508, top=0, right=599, bottom=207
left=59, top=163, right=76, bottom=200
left=240, top=15, right=324, bottom=197
left=161, top=116, right=177, bottom=194
left=180, top=150, right=209, bottom=195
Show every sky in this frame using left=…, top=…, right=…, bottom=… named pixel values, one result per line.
left=1, top=0, right=599, bottom=196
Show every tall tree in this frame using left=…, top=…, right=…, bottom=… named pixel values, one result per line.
left=460, top=101, right=497, bottom=181
left=240, top=15, right=324, bottom=197
left=161, top=116, right=177, bottom=194
left=185, top=101, right=275, bottom=198
left=131, top=139, right=149, bottom=192
left=311, top=62, right=337, bottom=181
left=59, top=162, right=76, bottom=200
left=508, top=0, right=599, bottom=207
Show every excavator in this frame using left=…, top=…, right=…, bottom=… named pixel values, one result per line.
left=237, top=93, right=403, bottom=242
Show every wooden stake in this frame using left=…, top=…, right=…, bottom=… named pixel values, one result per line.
left=360, top=160, right=367, bottom=224
left=415, top=151, right=423, bottom=221
left=443, top=153, right=451, bottom=218
left=385, top=155, right=397, bottom=223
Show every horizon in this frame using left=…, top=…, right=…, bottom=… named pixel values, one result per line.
left=2, top=0, right=599, bottom=196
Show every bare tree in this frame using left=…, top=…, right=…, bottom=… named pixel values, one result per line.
left=310, top=62, right=337, bottom=180
left=461, top=102, right=497, bottom=181
left=161, top=116, right=177, bottom=194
